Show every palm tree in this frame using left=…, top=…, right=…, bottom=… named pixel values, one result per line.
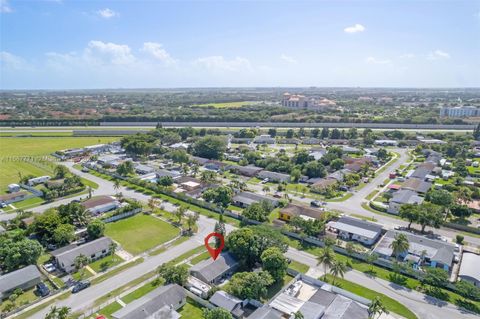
left=317, top=247, right=335, bottom=281
left=74, top=254, right=89, bottom=279
left=113, top=179, right=121, bottom=196
left=368, top=296, right=389, bottom=319
left=389, top=233, right=409, bottom=260
left=292, top=311, right=304, bottom=319
left=329, top=259, right=347, bottom=285
left=148, top=197, right=158, bottom=213
left=45, top=306, right=71, bottom=319
left=109, top=242, right=118, bottom=262
left=71, top=205, right=90, bottom=227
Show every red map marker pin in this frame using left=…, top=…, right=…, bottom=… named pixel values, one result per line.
left=204, top=232, right=224, bottom=261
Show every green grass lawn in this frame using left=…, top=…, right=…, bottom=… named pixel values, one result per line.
left=121, top=278, right=165, bottom=304
left=325, top=275, right=418, bottom=319
left=288, top=260, right=310, bottom=273
left=97, top=301, right=123, bottom=319
left=0, top=287, right=39, bottom=312
left=190, top=251, right=210, bottom=265
left=178, top=298, right=204, bottom=318
left=89, top=254, right=124, bottom=273
left=11, top=196, right=45, bottom=209
left=91, top=257, right=144, bottom=285
left=104, top=214, right=179, bottom=255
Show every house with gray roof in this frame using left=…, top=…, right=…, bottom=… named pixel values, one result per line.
left=190, top=252, right=239, bottom=284
left=459, top=252, right=480, bottom=286
left=388, top=189, right=424, bottom=215
left=258, top=171, right=291, bottom=183
left=210, top=290, right=245, bottom=318
left=52, top=237, right=112, bottom=273
left=228, top=165, right=263, bottom=177
left=111, top=284, right=186, bottom=319
left=249, top=274, right=370, bottom=319
left=374, top=230, right=456, bottom=272
left=232, top=191, right=279, bottom=208
left=327, top=216, right=383, bottom=246
left=0, top=265, right=42, bottom=299
left=134, top=164, right=156, bottom=175
left=401, top=178, right=432, bottom=194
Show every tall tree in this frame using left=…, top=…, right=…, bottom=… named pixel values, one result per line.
left=74, top=254, right=89, bottom=279
left=368, top=297, right=388, bottom=319
left=317, top=247, right=335, bottom=281
left=389, top=233, right=409, bottom=260
left=261, top=247, right=288, bottom=282
left=329, top=259, right=347, bottom=285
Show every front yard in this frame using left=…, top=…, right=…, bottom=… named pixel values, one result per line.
left=104, top=214, right=179, bottom=255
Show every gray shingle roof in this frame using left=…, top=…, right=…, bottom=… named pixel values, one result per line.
left=53, top=237, right=112, bottom=268
left=112, top=284, right=186, bottom=319
left=210, top=290, right=242, bottom=311
left=190, top=252, right=238, bottom=283
left=0, top=265, right=42, bottom=295
left=390, top=189, right=424, bottom=205
left=328, top=216, right=383, bottom=240
left=232, top=191, right=278, bottom=207
left=459, top=253, right=480, bottom=282
left=248, top=306, right=283, bottom=319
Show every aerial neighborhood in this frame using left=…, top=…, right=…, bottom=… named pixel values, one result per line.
left=1, top=116, right=480, bottom=319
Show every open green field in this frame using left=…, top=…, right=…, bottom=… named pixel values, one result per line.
left=104, top=214, right=179, bottom=255
left=89, top=254, right=124, bottom=273
left=0, top=136, right=118, bottom=191
left=192, top=101, right=258, bottom=108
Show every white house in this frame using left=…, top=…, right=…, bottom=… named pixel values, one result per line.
left=27, top=176, right=51, bottom=186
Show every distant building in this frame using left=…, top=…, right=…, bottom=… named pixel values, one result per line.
left=27, top=175, right=51, bottom=186
left=253, top=135, right=276, bottom=144
left=227, top=165, right=263, bottom=177
left=52, top=237, right=113, bottom=273
left=282, top=93, right=312, bottom=108
left=232, top=191, right=279, bottom=208
left=440, top=106, right=480, bottom=117
left=7, top=183, right=20, bottom=193
left=0, top=265, right=42, bottom=299
left=258, top=171, right=291, bottom=183
left=190, top=252, right=239, bottom=285
left=111, top=284, right=186, bottom=319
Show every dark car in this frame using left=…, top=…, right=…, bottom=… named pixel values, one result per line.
left=36, top=282, right=50, bottom=297
left=72, top=281, right=90, bottom=293
left=310, top=200, right=322, bottom=207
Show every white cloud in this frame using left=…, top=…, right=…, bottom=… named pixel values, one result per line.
left=344, top=24, right=365, bottom=33
left=427, top=49, right=450, bottom=60
left=0, top=51, right=28, bottom=69
left=400, top=53, right=415, bottom=59
left=280, top=54, right=298, bottom=64
left=365, top=56, right=391, bottom=64
left=1, top=0, right=12, bottom=13
left=194, top=56, right=252, bottom=72
left=85, top=41, right=135, bottom=65
left=141, top=42, right=176, bottom=65
left=97, top=8, right=117, bottom=19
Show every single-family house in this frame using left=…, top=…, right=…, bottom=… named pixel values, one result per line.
left=375, top=140, right=398, bottom=146
left=0, top=265, right=42, bottom=299
left=81, top=196, right=120, bottom=215
left=327, top=216, right=383, bottom=246
left=228, top=165, right=263, bottom=177
left=303, top=138, right=322, bottom=145
left=459, top=253, right=480, bottom=286
left=111, top=284, right=186, bottom=319
left=401, top=178, right=432, bottom=194
left=0, top=191, right=29, bottom=205
left=311, top=179, right=338, bottom=190
left=205, top=160, right=228, bottom=172
left=257, top=171, right=291, bottom=183
left=52, top=237, right=113, bottom=273
left=157, top=169, right=182, bottom=180
left=254, top=135, right=275, bottom=144
left=388, top=190, right=424, bottom=215
left=191, top=156, right=210, bottom=165
left=190, top=252, right=239, bottom=285
left=210, top=291, right=245, bottom=318
left=232, top=191, right=279, bottom=208
left=279, top=204, right=324, bottom=222
left=374, top=230, right=455, bottom=272
left=134, top=164, right=156, bottom=175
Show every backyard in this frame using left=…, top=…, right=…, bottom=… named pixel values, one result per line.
left=104, top=214, right=179, bottom=255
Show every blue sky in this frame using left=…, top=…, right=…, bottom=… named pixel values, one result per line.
left=1, top=0, right=479, bottom=89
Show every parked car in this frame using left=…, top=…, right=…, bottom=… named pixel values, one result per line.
left=36, top=282, right=50, bottom=297
left=43, top=263, right=56, bottom=273
left=81, top=167, right=90, bottom=173
left=260, top=178, right=269, bottom=184
left=310, top=200, right=322, bottom=207
left=72, top=281, right=90, bottom=293
left=0, top=202, right=6, bottom=208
